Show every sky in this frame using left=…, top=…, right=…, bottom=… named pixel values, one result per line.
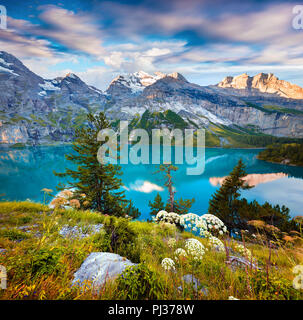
left=1, top=0, right=303, bottom=90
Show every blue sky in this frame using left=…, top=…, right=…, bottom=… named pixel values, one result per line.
left=1, top=0, right=303, bottom=89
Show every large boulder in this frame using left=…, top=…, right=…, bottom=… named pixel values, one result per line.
left=72, top=252, right=136, bottom=289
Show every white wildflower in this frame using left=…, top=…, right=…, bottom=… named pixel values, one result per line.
left=161, top=258, right=176, bottom=271
left=185, top=238, right=205, bottom=261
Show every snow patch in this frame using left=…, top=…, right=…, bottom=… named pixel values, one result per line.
left=89, top=86, right=103, bottom=94
left=121, top=106, right=146, bottom=116
left=0, top=58, right=13, bottom=67
left=0, top=65, right=19, bottom=76
left=39, top=80, right=60, bottom=91
left=38, top=91, right=47, bottom=96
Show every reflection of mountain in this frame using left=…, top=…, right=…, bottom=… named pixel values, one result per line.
left=209, top=172, right=288, bottom=187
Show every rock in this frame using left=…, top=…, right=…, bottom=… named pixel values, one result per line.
left=178, top=274, right=208, bottom=296
left=59, top=224, right=103, bottom=239
left=72, top=252, right=136, bottom=289
left=227, top=255, right=260, bottom=271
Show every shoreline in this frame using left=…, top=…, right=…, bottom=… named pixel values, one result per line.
left=257, top=157, right=303, bottom=168
left=0, top=142, right=266, bottom=151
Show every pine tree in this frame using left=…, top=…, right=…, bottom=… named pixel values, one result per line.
left=157, top=164, right=178, bottom=212
left=208, top=159, right=252, bottom=230
left=155, top=164, right=194, bottom=214
left=173, top=197, right=195, bottom=215
left=125, top=199, right=141, bottom=219
left=148, top=193, right=165, bottom=216
left=54, top=112, right=137, bottom=217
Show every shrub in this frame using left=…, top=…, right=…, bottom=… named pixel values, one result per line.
left=30, top=248, right=64, bottom=276
left=100, top=217, right=140, bottom=262
left=116, top=264, right=164, bottom=299
left=0, top=229, right=29, bottom=241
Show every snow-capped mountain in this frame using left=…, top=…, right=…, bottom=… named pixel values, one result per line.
left=1, top=51, right=303, bottom=145
left=106, top=71, right=186, bottom=97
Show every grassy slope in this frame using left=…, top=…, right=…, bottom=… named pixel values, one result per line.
left=0, top=201, right=302, bottom=300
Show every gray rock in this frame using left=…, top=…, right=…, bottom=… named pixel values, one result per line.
left=72, top=252, right=136, bottom=289
left=59, top=224, right=103, bottom=239
left=227, top=255, right=261, bottom=271
left=178, top=274, right=208, bottom=295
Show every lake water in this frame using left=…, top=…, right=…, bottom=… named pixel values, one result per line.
left=1, top=145, right=303, bottom=220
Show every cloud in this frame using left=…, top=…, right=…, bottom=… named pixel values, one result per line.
left=77, top=65, right=115, bottom=90
left=129, top=180, right=164, bottom=193
left=1, top=1, right=303, bottom=88
left=36, top=5, right=106, bottom=58
left=104, top=51, right=124, bottom=69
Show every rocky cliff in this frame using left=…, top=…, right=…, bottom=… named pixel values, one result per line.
left=218, top=73, right=303, bottom=99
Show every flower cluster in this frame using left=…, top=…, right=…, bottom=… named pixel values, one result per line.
left=155, top=210, right=181, bottom=226
left=161, top=258, right=176, bottom=271
left=179, top=212, right=228, bottom=238
left=207, top=236, right=225, bottom=252
left=184, top=238, right=205, bottom=261
left=200, top=214, right=227, bottom=236
left=49, top=189, right=86, bottom=210
left=180, top=213, right=206, bottom=234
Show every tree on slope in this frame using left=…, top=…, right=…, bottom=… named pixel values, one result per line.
left=55, top=112, right=139, bottom=218
left=208, top=159, right=252, bottom=230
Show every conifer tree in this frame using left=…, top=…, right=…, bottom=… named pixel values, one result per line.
left=55, top=112, right=139, bottom=217
left=148, top=193, right=165, bottom=216
left=173, top=197, right=195, bottom=215
left=156, top=164, right=194, bottom=214
left=158, top=164, right=178, bottom=212
left=208, top=159, right=252, bottom=230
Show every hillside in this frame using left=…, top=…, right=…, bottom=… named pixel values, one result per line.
left=0, top=202, right=302, bottom=300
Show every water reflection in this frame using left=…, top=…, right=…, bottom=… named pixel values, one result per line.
left=209, top=172, right=288, bottom=187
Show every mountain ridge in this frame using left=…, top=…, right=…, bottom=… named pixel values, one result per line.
left=217, top=72, right=303, bottom=99
left=1, top=51, right=303, bottom=146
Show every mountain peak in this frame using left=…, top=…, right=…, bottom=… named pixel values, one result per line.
left=107, top=70, right=187, bottom=95
left=63, top=73, right=82, bottom=81
left=218, top=73, right=303, bottom=99
left=166, top=72, right=187, bottom=82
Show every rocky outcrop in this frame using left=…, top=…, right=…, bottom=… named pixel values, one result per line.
left=218, top=73, right=303, bottom=99
left=72, top=252, right=136, bottom=289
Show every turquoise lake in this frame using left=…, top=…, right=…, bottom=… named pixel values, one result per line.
left=1, top=145, right=303, bottom=220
